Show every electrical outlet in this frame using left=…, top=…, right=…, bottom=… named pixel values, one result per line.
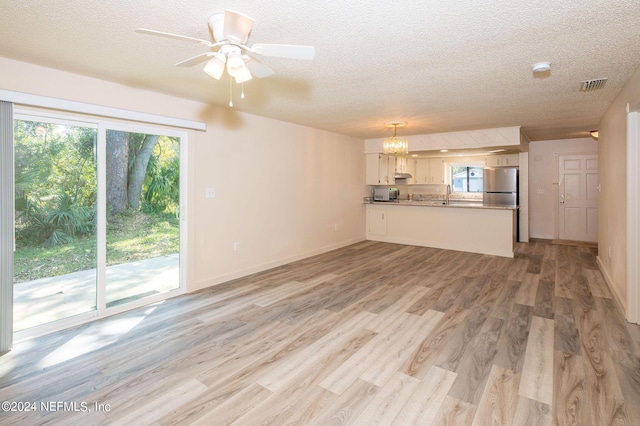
left=205, top=187, right=216, bottom=199
left=233, top=242, right=240, bottom=251
left=334, top=224, right=340, bottom=231
left=536, top=189, right=545, bottom=194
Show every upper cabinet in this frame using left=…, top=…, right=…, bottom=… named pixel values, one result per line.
left=405, top=158, right=416, bottom=185
left=366, top=153, right=396, bottom=185
left=412, top=158, right=444, bottom=184
left=395, top=157, right=408, bottom=173
left=429, top=158, right=445, bottom=183
left=484, top=154, right=519, bottom=167
left=415, top=159, right=430, bottom=184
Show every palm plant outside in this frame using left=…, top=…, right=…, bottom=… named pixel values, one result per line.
left=13, top=120, right=180, bottom=283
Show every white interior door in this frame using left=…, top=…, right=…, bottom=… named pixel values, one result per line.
left=558, top=153, right=598, bottom=242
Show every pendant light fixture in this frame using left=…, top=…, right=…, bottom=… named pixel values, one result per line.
left=382, top=121, right=409, bottom=155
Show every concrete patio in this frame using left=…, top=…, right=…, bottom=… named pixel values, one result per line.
left=14, top=254, right=179, bottom=331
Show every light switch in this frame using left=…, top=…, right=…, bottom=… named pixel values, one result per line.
left=205, top=187, right=216, bottom=199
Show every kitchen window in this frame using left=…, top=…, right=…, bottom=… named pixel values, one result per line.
left=451, top=165, right=483, bottom=193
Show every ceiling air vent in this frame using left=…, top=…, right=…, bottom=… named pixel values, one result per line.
left=580, top=78, right=608, bottom=92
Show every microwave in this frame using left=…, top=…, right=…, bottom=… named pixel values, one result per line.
left=373, top=188, right=399, bottom=202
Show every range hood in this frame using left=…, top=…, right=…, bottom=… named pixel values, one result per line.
left=394, top=172, right=413, bottom=179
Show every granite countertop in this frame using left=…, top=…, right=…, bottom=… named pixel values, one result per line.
left=364, top=200, right=518, bottom=210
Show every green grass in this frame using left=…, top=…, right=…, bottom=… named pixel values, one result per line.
left=14, top=211, right=179, bottom=283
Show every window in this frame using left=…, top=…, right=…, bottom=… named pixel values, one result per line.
left=451, top=165, right=483, bottom=193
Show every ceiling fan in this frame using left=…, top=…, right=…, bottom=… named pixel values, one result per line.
left=136, top=10, right=315, bottom=86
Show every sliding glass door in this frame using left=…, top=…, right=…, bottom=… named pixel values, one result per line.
left=104, top=128, right=181, bottom=308
left=12, top=113, right=185, bottom=337
left=13, top=117, right=98, bottom=331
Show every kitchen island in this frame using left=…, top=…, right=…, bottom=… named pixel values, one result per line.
left=365, top=201, right=518, bottom=257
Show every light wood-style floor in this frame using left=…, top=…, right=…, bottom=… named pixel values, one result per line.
left=1, top=240, right=639, bottom=425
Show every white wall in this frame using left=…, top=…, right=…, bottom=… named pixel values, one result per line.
left=528, top=138, right=598, bottom=239
left=0, top=57, right=367, bottom=292
left=598, top=64, right=640, bottom=313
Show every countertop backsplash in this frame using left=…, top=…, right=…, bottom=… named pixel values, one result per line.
left=448, top=192, right=483, bottom=202
left=369, top=183, right=482, bottom=203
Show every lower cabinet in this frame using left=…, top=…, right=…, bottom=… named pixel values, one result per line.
left=365, top=204, right=516, bottom=257
left=367, top=208, right=387, bottom=236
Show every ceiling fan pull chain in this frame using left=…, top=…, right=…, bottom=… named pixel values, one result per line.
left=229, top=76, right=233, bottom=107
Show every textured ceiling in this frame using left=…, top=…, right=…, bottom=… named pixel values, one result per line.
left=1, top=0, right=639, bottom=141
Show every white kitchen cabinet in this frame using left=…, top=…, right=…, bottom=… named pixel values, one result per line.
left=484, top=154, right=519, bottom=167
left=415, top=159, right=430, bottom=184
left=406, top=158, right=416, bottom=184
left=384, top=155, right=396, bottom=184
left=413, top=158, right=444, bottom=184
left=365, top=154, right=396, bottom=185
left=395, top=157, right=408, bottom=173
left=500, top=154, right=519, bottom=166
left=484, top=156, right=498, bottom=167
left=367, top=207, right=387, bottom=236
left=429, top=158, right=445, bottom=183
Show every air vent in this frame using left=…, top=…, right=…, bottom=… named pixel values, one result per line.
left=580, top=78, right=608, bottom=92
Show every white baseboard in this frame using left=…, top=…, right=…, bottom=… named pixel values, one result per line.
left=596, top=255, right=627, bottom=319
left=193, top=237, right=366, bottom=291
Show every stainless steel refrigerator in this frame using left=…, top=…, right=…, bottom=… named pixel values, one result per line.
left=483, top=167, right=518, bottom=206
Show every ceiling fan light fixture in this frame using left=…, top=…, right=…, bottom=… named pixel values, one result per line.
left=203, top=54, right=226, bottom=80
left=382, top=121, right=409, bottom=155
left=226, top=52, right=247, bottom=77
left=234, top=68, right=252, bottom=84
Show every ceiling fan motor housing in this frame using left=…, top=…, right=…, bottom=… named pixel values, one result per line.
left=209, top=10, right=254, bottom=44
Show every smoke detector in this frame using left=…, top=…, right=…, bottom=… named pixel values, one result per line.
left=580, top=78, right=608, bottom=92
left=532, top=62, right=551, bottom=73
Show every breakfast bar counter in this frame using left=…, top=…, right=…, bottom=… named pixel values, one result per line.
left=365, top=202, right=518, bottom=257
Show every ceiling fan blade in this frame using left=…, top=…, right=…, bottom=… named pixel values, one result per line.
left=251, top=44, right=315, bottom=60
left=174, top=52, right=214, bottom=67
left=136, top=28, right=213, bottom=47
left=223, top=10, right=254, bottom=43
left=245, top=58, right=275, bottom=78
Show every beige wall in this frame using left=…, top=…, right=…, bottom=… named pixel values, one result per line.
left=598, top=64, right=640, bottom=312
left=528, top=138, right=598, bottom=239
left=0, top=57, right=367, bottom=292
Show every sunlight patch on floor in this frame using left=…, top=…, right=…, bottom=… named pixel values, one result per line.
left=37, top=307, right=156, bottom=369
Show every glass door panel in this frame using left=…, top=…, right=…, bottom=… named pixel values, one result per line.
left=13, top=118, right=98, bottom=331
left=105, top=129, right=180, bottom=307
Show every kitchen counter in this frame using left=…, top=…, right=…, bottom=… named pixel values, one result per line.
left=366, top=200, right=518, bottom=210
left=366, top=202, right=517, bottom=257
